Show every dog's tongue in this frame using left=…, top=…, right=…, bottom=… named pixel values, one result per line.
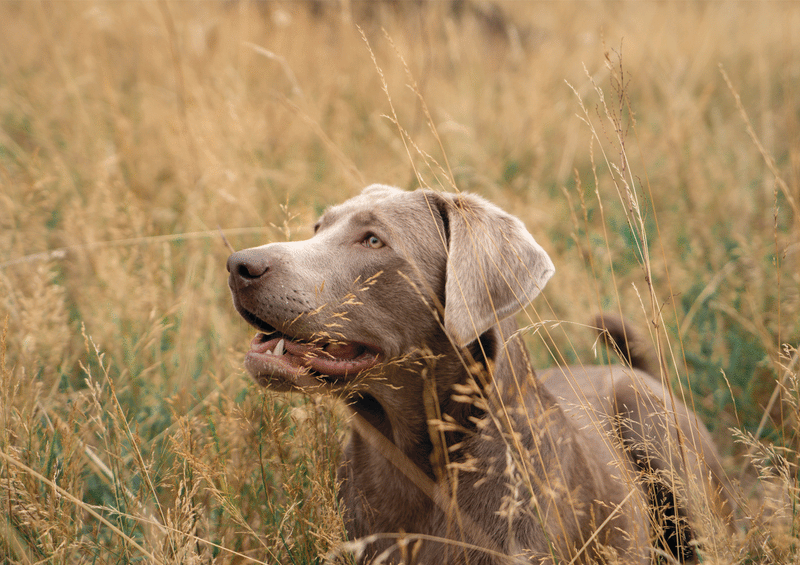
left=281, top=338, right=361, bottom=361
left=323, top=342, right=361, bottom=359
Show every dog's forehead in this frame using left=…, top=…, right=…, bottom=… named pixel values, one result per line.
left=318, top=188, right=441, bottom=236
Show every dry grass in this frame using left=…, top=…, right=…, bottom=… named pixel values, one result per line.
left=1, top=1, right=798, bottom=563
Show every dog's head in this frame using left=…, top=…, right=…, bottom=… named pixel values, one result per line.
left=227, top=185, right=554, bottom=392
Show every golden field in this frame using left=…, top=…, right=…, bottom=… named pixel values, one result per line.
left=1, top=1, right=798, bottom=563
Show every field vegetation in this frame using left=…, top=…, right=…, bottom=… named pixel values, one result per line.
left=1, top=1, right=798, bottom=563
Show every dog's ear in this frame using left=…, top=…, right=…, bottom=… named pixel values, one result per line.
left=431, top=192, right=555, bottom=347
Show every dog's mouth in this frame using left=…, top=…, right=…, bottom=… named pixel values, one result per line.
left=243, top=324, right=382, bottom=390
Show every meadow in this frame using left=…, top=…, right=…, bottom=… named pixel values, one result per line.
left=1, top=1, right=798, bottom=563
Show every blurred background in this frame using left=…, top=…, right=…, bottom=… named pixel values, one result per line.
left=1, top=1, right=798, bottom=563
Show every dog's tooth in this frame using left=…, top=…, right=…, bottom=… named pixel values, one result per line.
left=274, top=339, right=285, bottom=356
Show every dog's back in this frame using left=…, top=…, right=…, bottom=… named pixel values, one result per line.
left=540, top=315, right=736, bottom=562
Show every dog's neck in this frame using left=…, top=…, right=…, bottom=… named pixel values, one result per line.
left=345, top=316, right=545, bottom=479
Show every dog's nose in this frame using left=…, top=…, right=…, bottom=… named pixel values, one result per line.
left=227, top=249, right=270, bottom=280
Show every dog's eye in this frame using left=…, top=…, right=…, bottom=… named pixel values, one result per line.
left=362, top=234, right=384, bottom=249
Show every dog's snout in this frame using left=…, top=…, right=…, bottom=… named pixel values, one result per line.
left=227, top=250, right=270, bottom=281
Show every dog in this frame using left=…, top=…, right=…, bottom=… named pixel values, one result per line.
left=227, top=185, right=734, bottom=564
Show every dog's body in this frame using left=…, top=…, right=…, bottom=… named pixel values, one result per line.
left=227, top=185, right=733, bottom=564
